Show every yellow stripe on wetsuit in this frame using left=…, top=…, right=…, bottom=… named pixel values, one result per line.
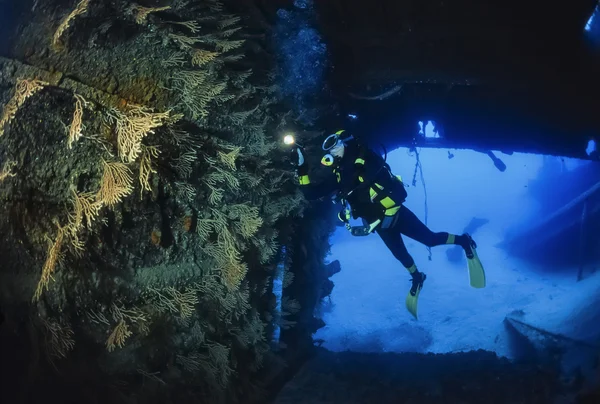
left=369, top=178, right=403, bottom=215
left=298, top=175, right=310, bottom=185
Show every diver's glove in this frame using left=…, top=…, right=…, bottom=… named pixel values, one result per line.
left=349, top=219, right=381, bottom=236
left=338, top=207, right=352, bottom=231
left=291, top=147, right=305, bottom=167
left=338, top=207, right=351, bottom=223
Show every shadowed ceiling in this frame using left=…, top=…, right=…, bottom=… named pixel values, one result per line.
left=238, top=0, right=600, bottom=158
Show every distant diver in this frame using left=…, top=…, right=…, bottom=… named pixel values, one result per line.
left=291, top=129, right=486, bottom=319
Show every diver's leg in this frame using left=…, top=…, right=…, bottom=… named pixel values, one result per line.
left=393, top=206, right=486, bottom=287
left=377, top=227, right=415, bottom=269
left=377, top=228, right=426, bottom=318
left=395, top=205, right=468, bottom=248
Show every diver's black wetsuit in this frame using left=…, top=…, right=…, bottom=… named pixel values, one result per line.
left=298, top=137, right=468, bottom=272
left=376, top=206, right=458, bottom=268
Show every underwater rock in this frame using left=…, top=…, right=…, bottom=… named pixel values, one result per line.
left=321, top=278, right=334, bottom=298
left=317, top=260, right=341, bottom=299
left=326, top=259, right=341, bottom=278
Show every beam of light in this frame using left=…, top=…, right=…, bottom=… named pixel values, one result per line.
left=586, top=139, right=596, bottom=156
left=271, top=246, right=287, bottom=348
left=585, top=4, right=599, bottom=32
left=418, top=120, right=440, bottom=138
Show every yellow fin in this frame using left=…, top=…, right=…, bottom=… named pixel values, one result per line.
left=467, top=247, right=486, bottom=288
left=405, top=287, right=422, bottom=320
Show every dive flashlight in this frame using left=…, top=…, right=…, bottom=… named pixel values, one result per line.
left=283, top=132, right=304, bottom=167
left=284, top=134, right=295, bottom=146
left=283, top=133, right=303, bottom=148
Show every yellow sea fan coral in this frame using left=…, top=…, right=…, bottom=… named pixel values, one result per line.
left=96, top=160, right=134, bottom=207
left=52, top=0, right=89, bottom=50
left=0, top=79, right=47, bottom=136
left=33, top=221, right=66, bottom=302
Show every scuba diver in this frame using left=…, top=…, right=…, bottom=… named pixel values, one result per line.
left=292, top=130, right=486, bottom=319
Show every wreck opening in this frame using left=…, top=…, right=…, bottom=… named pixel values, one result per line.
left=316, top=147, right=600, bottom=355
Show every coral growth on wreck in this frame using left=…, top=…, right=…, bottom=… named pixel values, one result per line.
left=0, top=0, right=334, bottom=403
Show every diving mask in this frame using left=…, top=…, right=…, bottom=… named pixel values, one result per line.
left=321, top=130, right=350, bottom=165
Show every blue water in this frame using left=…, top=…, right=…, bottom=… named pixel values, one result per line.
left=315, top=148, right=600, bottom=359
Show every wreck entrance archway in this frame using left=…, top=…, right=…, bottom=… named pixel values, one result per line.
left=314, top=147, right=600, bottom=362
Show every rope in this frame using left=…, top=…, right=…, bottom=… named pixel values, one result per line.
left=409, top=147, right=432, bottom=261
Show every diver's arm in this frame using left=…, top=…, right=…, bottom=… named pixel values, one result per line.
left=300, top=175, right=338, bottom=201
left=296, top=149, right=338, bottom=200
left=353, top=144, right=369, bottom=179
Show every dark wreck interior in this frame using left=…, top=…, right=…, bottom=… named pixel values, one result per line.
left=0, top=0, right=599, bottom=403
